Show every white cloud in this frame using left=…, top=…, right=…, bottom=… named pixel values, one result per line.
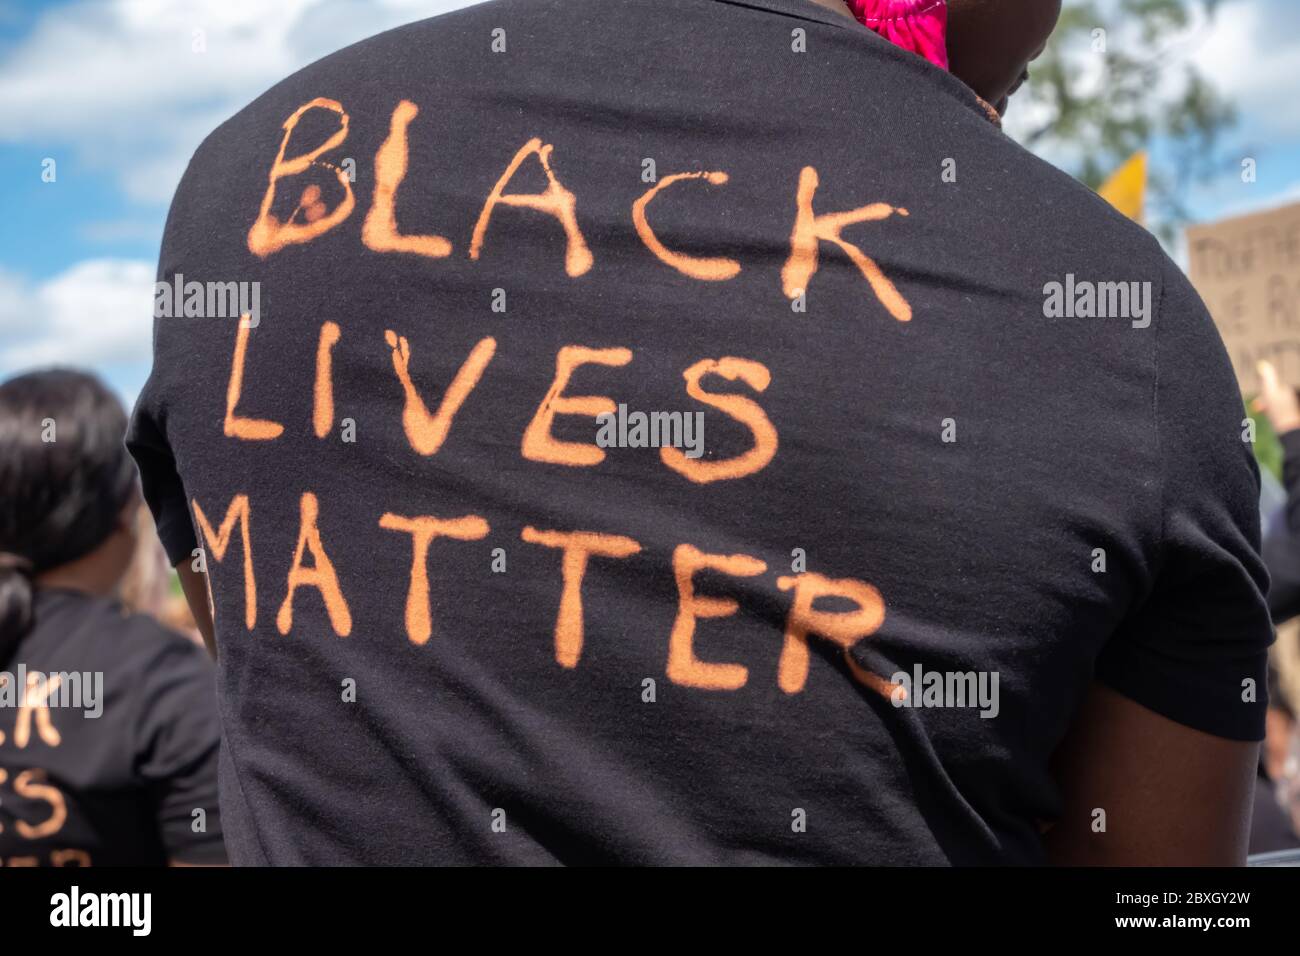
left=0, top=0, right=477, bottom=203
left=1192, top=0, right=1300, bottom=139
left=0, top=259, right=155, bottom=371
left=0, top=1, right=478, bottom=397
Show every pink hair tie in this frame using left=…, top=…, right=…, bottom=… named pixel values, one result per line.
left=847, top=0, right=949, bottom=71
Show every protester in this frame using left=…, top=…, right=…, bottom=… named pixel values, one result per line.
left=128, top=0, right=1268, bottom=864
left=0, top=369, right=225, bottom=866
left=1247, top=358, right=1300, bottom=853
left=1256, top=359, right=1300, bottom=620
left=1247, top=666, right=1300, bottom=854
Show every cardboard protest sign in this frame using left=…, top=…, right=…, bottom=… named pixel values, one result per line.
left=1187, top=201, right=1300, bottom=395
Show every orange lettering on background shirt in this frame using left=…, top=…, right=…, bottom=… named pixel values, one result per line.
left=775, top=571, right=894, bottom=696
left=781, top=166, right=912, bottom=322
left=363, top=100, right=453, bottom=258
left=13, top=674, right=62, bottom=748
left=469, top=138, right=594, bottom=277
left=522, top=345, right=632, bottom=466
left=385, top=331, right=496, bottom=456
left=632, top=171, right=741, bottom=281
left=520, top=527, right=642, bottom=667
left=277, top=492, right=352, bottom=636
left=667, top=544, right=766, bottom=691
left=379, top=513, right=490, bottom=645
left=13, top=770, right=66, bottom=840
left=224, top=317, right=284, bottom=441
left=192, top=494, right=257, bottom=630
left=662, top=357, right=777, bottom=483
left=247, top=97, right=356, bottom=257
left=313, top=321, right=341, bottom=438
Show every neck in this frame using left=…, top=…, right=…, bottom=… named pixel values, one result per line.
left=35, top=534, right=132, bottom=600
left=805, top=0, right=856, bottom=21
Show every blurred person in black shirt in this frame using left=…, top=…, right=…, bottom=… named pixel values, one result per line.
left=1252, top=359, right=1300, bottom=853
left=0, top=369, right=225, bottom=866
left=1248, top=666, right=1299, bottom=854
left=1257, top=359, right=1300, bottom=621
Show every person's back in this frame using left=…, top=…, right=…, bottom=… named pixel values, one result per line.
left=1, top=370, right=225, bottom=867
left=129, top=0, right=1271, bottom=864
left=0, top=590, right=223, bottom=866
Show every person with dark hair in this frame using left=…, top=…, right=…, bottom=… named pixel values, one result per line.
left=0, top=368, right=225, bottom=866
left=814, top=0, right=1061, bottom=117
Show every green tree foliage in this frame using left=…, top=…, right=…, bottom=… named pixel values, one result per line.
left=1014, top=0, right=1236, bottom=243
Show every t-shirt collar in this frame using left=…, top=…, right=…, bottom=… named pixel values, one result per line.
left=704, top=0, right=1002, bottom=127
left=709, top=0, right=865, bottom=30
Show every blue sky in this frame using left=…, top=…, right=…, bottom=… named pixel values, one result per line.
left=2, top=0, right=1300, bottom=401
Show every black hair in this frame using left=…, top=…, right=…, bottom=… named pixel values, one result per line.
left=0, top=368, right=138, bottom=665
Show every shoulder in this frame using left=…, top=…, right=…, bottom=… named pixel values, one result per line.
left=56, top=592, right=209, bottom=677
left=112, top=610, right=212, bottom=687
left=957, top=118, right=1170, bottom=279
left=27, top=591, right=212, bottom=710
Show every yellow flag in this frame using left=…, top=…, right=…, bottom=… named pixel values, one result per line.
left=1097, top=151, right=1147, bottom=224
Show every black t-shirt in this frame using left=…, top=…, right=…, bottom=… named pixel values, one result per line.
left=0, top=590, right=225, bottom=866
left=127, top=0, right=1272, bottom=864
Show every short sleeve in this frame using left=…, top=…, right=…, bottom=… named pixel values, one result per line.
left=127, top=386, right=199, bottom=567
left=133, top=632, right=227, bottom=864
left=1096, top=261, right=1273, bottom=742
